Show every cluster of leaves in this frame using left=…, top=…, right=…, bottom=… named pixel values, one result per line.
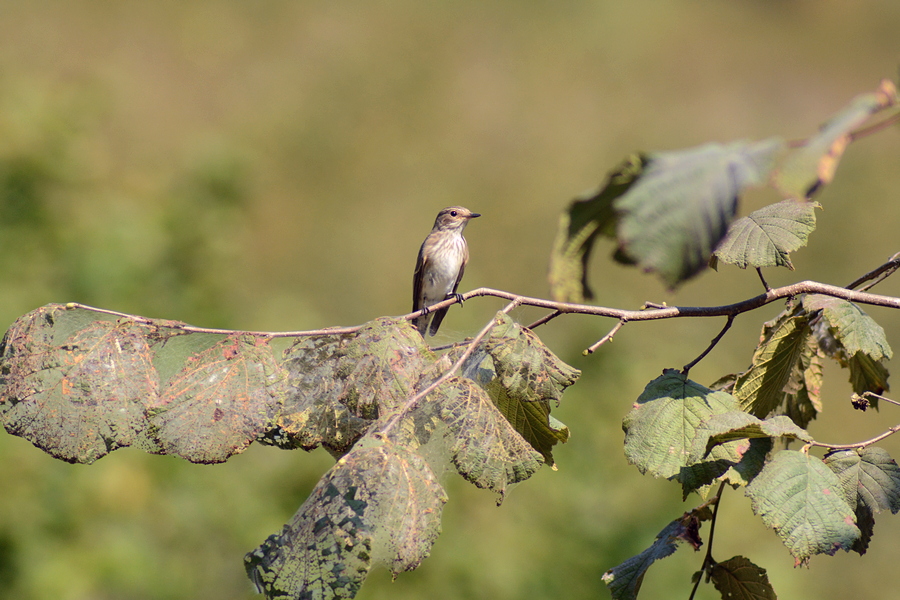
left=576, top=80, right=900, bottom=599
left=550, top=79, right=898, bottom=296
left=0, top=305, right=578, bottom=598
left=606, top=286, right=900, bottom=597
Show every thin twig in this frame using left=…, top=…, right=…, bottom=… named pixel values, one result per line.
left=585, top=319, right=627, bottom=354
left=808, top=423, right=900, bottom=451
left=862, top=391, right=900, bottom=408
left=756, top=268, right=771, bottom=292
left=681, top=315, right=735, bottom=375
left=846, top=252, right=900, bottom=291
left=848, top=110, right=900, bottom=142
left=525, top=310, right=563, bottom=330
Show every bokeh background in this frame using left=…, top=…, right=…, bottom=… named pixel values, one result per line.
left=1, top=1, right=899, bottom=599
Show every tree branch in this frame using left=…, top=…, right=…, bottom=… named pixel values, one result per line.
left=65, top=276, right=900, bottom=341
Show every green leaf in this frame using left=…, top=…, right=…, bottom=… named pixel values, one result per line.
left=436, top=377, right=544, bottom=496
left=712, top=199, right=818, bottom=270
left=773, top=80, right=898, bottom=199
left=623, top=370, right=739, bottom=480
left=746, top=450, right=859, bottom=564
left=824, top=447, right=900, bottom=515
left=0, top=304, right=161, bottom=463
left=679, top=437, right=771, bottom=499
left=803, top=294, right=892, bottom=360
left=613, top=138, right=784, bottom=287
left=734, top=310, right=811, bottom=418
left=245, top=439, right=446, bottom=599
left=602, top=508, right=710, bottom=600
left=147, top=335, right=282, bottom=464
left=823, top=446, right=900, bottom=555
left=693, top=412, right=813, bottom=462
left=473, top=313, right=579, bottom=465
left=848, top=352, right=890, bottom=396
left=709, top=556, right=777, bottom=600
left=549, top=154, right=645, bottom=302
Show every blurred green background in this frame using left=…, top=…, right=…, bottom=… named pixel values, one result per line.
left=1, top=1, right=899, bottom=599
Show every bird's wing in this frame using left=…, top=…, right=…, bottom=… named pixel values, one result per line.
left=412, top=247, right=427, bottom=312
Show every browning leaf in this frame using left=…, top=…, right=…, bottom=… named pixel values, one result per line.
left=0, top=304, right=160, bottom=463
left=147, top=335, right=282, bottom=464
left=245, top=439, right=446, bottom=599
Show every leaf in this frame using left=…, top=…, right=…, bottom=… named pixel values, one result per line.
left=147, top=335, right=282, bottom=464
left=623, top=370, right=740, bottom=480
left=474, top=313, right=579, bottom=465
left=269, top=318, right=432, bottom=455
left=0, top=304, right=161, bottom=463
left=773, top=79, right=898, bottom=199
left=733, top=310, right=811, bottom=418
left=805, top=294, right=892, bottom=397
left=549, top=154, right=646, bottom=302
left=823, top=446, right=900, bottom=555
left=245, top=439, right=446, bottom=599
left=613, top=138, right=784, bottom=287
left=678, top=437, right=771, bottom=499
left=746, top=450, right=859, bottom=564
left=848, top=352, right=890, bottom=396
left=436, top=377, right=544, bottom=495
left=824, top=447, right=900, bottom=515
left=803, top=294, right=892, bottom=361
left=712, top=199, right=818, bottom=270
left=709, top=556, right=777, bottom=600
left=602, top=508, right=710, bottom=600
left=693, top=412, right=813, bottom=462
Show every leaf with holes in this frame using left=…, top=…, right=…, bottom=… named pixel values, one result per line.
left=245, top=439, right=446, bottom=599
left=147, top=335, right=282, bottom=463
left=0, top=304, right=161, bottom=463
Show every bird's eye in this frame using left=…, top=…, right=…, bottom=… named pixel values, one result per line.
left=450, top=211, right=458, bottom=217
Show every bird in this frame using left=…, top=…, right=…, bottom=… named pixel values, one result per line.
left=412, top=206, right=481, bottom=336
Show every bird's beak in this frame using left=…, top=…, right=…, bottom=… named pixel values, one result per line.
left=470, top=213, right=482, bottom=219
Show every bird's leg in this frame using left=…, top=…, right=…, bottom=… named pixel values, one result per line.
left=446, top=293, right=465, bottom=305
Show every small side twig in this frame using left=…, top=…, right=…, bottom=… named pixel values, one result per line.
left=808, top=422, right=900, bottom=451
left=756, top=268, right=771, bottom=292
left=525, top=310, right=563, bottom=330
left=846, top=252, right=900, bottom=292
left=681, top=315, right=735, bottom=375
left=585, top=319, right=627, bottom=354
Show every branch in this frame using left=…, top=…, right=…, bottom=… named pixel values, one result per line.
left=63, top=258, right=900, bottom=342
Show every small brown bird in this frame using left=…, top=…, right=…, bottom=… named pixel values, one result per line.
left=412, top=206, right=481, bottom=336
